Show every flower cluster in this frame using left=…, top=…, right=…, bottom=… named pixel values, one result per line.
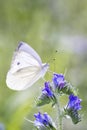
left=42, top=82, right=54, bottom=98
left=53, top=73, right=76, bottom=95
left=65, top=94, right=82, bottom=124
left=34, top=73, right=82, bottom=129
left=53, top=73, right=66, bottom=89
left=37, top=82, right=56, bottom=106
left=67, top=94, right=82, bottom=111
left=34, top=112, right=56, bottom=130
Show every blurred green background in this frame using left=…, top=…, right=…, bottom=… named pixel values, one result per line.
left=0, top=0, right=87, bottom=130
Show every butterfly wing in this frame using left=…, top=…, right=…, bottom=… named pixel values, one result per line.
left=6, top=65, right=42, bottom=90
left=6, top=42, right=46, bottom=90
left=16, top=42, right=42, bottom=63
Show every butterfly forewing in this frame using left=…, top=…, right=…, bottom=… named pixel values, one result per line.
left=10, top=51, right=41, bottom=73
left=17, top=42, right=42, bottom=63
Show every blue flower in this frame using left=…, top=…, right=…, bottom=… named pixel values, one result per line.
left=34, top=112, right=54, bottom=129
left=37, top=82, right=57, bottom=107
left=42, top=82, right=54, bottom=97
left=67, top=94, right=82, bottom=111
left=65, top=94, right=82, bottom=124
left=53, top=73, right=66, bottom=89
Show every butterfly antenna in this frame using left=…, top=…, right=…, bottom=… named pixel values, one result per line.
left=46, top=50, right=58, bottom=74
left=46, top=49, right=58, bottom=64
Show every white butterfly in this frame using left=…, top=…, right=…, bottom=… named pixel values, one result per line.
left=6, top=42, right=49, bottom=90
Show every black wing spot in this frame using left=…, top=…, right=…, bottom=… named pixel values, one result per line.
left=17, top=62, right=20, bottom=65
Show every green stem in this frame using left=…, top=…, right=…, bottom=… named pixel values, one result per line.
left=55, top=94, right=63, bottom=130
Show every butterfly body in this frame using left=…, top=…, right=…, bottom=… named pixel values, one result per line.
left=6, top=42, right=49, bottom=90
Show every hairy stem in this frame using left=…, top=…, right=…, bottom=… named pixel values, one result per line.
left=55, top=94, right=63, bottom=130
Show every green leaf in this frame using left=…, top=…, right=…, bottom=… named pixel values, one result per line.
left=36, top=94, right=51, bottom=106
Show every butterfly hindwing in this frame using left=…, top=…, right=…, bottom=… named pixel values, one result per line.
left=6, top=66, right=42, bottom=90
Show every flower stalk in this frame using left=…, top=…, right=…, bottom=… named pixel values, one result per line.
left=55, top=94, right=62, bottom=130
left=33, top=73, right=82, bottom=130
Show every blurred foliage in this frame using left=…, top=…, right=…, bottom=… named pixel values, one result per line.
left=0, top=0, right=87, bottom=130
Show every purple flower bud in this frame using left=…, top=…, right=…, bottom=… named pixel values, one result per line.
left=53, top=73, right=66, bottom=89
left=42, top=82, right=54, bottom=97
